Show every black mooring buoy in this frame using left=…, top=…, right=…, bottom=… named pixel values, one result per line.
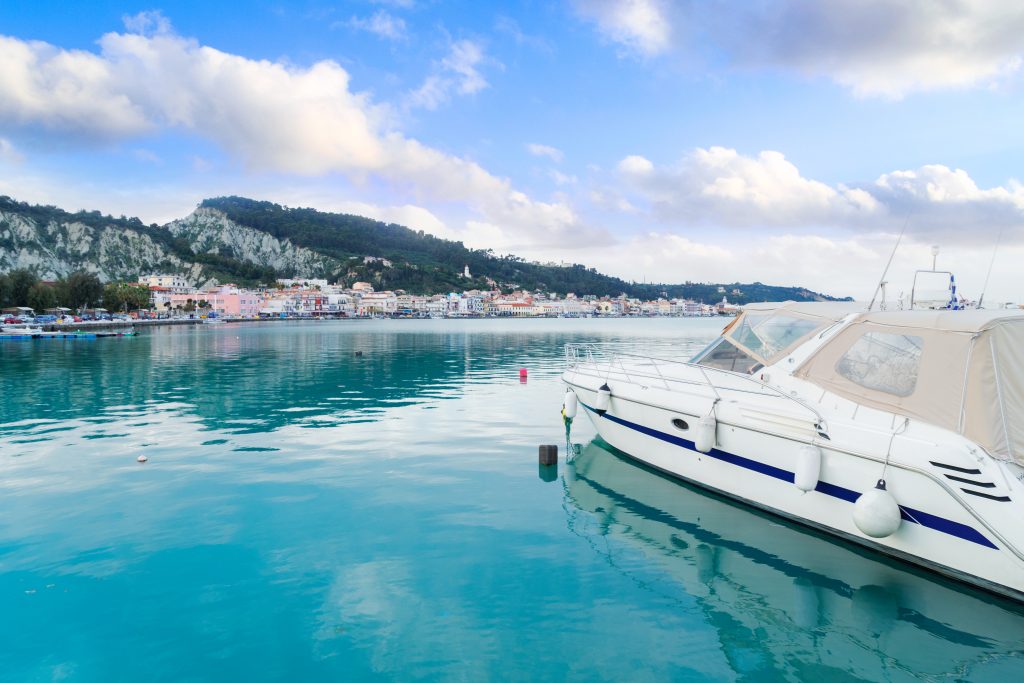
left=538, top=444, right=558, bottom=466
left=355, top=351, right=363, bottom=357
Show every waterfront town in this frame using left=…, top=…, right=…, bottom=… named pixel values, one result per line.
left=138, top=274, right=737, bottom=319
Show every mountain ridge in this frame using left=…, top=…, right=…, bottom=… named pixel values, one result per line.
left=0, top=194, right=851, bottom=303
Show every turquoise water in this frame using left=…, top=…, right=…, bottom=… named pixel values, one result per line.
left=1, top=319, right=1022, bottom=681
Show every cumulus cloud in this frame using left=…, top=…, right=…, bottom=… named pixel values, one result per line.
left=526, top=143, right=563, bottom=162
left=0, top=26, right=589, bottom=248
left=617, top=146, right=1024, bottom=243
left=406, top=39, right=493, bottom=111
left=343, top=10, right=407, bottom=42
left=573, top=0, right=1024, bottom=96
left=122, top=10, right=172, bottom=36
left=619, top=147, right=879, bottom=227
left=572, top=0, right=671, bottom=57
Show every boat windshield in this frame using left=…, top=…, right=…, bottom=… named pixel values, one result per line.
left=731, top=313, right=822, bottom=361
left=693, top=337, right=764, bottom=374
left=693, top=311, right=827, bottom=374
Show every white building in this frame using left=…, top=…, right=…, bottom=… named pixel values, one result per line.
left=140, top=274, right=192, bottom=294
left=358, top=291, right=397, bottom=315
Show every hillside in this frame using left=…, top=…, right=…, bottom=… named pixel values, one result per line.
left=0, top=194, right=850, bottom=302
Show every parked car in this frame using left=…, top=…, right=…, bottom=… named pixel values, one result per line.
left=3, top=316, right=23, bottom=324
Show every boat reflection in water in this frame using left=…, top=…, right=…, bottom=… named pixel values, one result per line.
left=564, top=439, right=1024, bottom=681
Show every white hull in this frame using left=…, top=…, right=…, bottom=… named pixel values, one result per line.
left=563, top=374, right=1024, bottom=600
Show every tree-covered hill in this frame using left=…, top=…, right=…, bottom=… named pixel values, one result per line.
left=0, top=193, right=850, bottom=302
left=200, top=197, right=850, bottom=302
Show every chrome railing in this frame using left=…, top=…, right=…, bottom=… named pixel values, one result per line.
left=564, top=343, right=830, bottom=437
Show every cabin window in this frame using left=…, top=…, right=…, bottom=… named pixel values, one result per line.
left=694, top=337, right=764, bottom=374
left=731, top=313, right=822, bottom=361
left=835, top=332, right=923, bottom=397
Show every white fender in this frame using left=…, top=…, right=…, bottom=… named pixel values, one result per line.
left=794, top=445, right=821, bottom=492
left=853, top=480, right=902, bottom=538
left=694, top=414, right=716, bottom=453
left=594, top=384, right=611, bottom=414
left=562, top=391, right=578, bottom=419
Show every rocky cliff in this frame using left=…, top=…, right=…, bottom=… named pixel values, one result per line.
left=0, top=198, right=340, bottom=286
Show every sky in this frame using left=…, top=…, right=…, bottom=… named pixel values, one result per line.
left=1, top=0, right=1023, bottom=301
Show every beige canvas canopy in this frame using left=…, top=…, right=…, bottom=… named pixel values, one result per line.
left=793, top=309, right=1024, bottom=465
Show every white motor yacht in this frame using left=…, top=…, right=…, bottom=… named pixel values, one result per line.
left=562, top=293, right=1024, bottom=600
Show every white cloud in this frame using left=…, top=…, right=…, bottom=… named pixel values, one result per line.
left=572, top=0, right=671, bottom=57
left=619, top=147, right=879, bottom=227
left=573, top=0, right=1024, bottom=96
left=617, top=154, right=653, bottom=175
left=0, top=35, right=152, bottom=138
left=122, top=10, right=172, bottom=37
left=343, top=11, right=407, bottom=42
left=0, top=27, right=591, bottom=247
left=549, top=170, right=577, bottom=186
left=617, top=146, right=1024, bottom=243
left=526, top=143, right=564, bottom=162
left=406, top=39, right=493, bottom=111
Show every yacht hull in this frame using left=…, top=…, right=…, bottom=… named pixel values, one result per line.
left=564, top=377, right=1024, bottom=601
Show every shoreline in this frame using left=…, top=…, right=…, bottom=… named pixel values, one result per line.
left=28, top=314, right=728, bottom=334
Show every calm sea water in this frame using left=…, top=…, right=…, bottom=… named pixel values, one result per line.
left=1, top=318, right=1022, bottom=682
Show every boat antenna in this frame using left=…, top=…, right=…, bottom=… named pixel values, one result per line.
left=868, top=214, right=910, bottom=312
left=976, top=225, right=1004, bottom=310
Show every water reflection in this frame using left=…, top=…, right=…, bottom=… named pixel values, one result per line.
left=0, top=318, right=720, bottom=437
left=564, top=439, right=1024, bottom=681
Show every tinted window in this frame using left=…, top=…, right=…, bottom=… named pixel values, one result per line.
left=836, top=332, right=923, bottom=397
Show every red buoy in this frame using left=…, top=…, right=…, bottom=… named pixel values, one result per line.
left=519, top=368, right=528, bottom=382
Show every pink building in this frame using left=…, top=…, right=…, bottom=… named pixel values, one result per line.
left=161, top=285, right=264, bottom=317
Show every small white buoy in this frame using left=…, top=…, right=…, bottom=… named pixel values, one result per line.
left=694, top=414, right=716, bottom=453
left=562, top=391, right=578, bottom=419
left=794, top=445, right=821, bottom=492
left=594, top=383, right=611, bottom=414
left=853, top=479, right=901, bottom=538
left=137, top=454, right=148, bottom=463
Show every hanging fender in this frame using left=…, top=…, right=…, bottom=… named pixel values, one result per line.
left=562, top=391, right=578, bottom=419
left=794, top=445, right=821, bottom=492
left=694, top=413, right=717, bottom=453
left=594, top=384, right=611, bottom=415
left=853, top=479, right=902, bottom=538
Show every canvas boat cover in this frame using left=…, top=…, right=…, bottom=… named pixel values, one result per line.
left=789, top=308, right=1024, bottom=465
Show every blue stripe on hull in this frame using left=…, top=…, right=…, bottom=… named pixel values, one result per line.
left=584, top=403, right=998, bottom=549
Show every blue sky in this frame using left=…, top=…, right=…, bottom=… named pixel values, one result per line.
left=1, top=1, right=1023, bottom=300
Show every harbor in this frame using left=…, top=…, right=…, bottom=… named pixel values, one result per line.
left=3, top=318, right=1022, bottom=680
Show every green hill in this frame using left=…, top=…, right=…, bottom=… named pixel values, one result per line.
left=199, top=197, right=849, bottom=302
left=0, top=193, right=850, bottom=302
